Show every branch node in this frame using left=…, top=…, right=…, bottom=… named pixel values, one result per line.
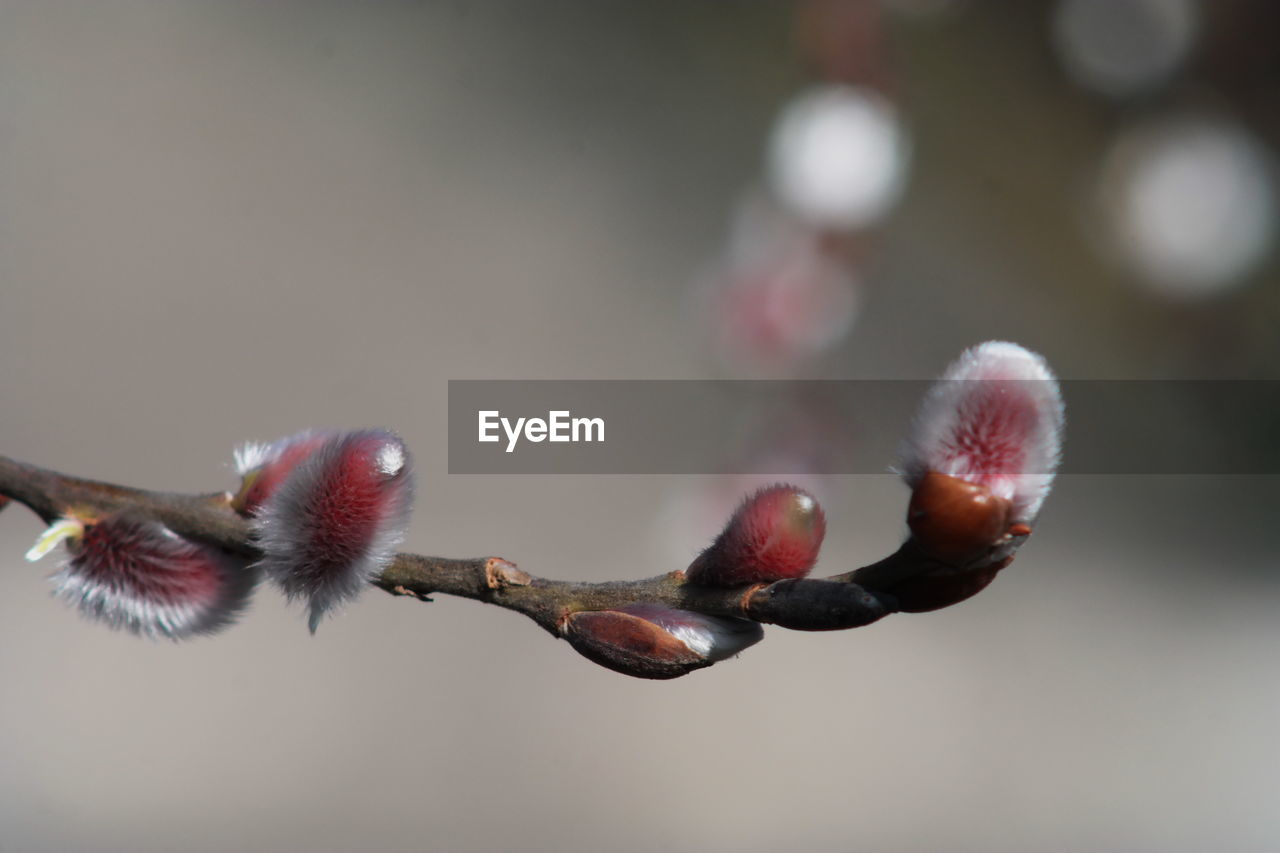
left=485, top=557, right=531, bottom=589
left=738, top=582, right=768, bottom=616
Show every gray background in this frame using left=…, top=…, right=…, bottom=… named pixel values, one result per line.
left=1, top=3, right=1278, bottom=852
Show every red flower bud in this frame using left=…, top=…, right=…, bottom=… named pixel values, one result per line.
left=232, top=430, right=334, bottom=516
left=685, top=484, right=826, bottom=587
left=255, top=429, right=414, bottom=632
left=563, top=604, right=763, bottom=680
left=49, top=514, right=257, bottom=640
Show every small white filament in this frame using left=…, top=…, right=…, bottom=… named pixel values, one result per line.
left=232, top=441, right=273, bottom=476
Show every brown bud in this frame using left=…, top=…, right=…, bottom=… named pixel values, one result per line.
left=563, top=609, right=714, bottom=680
left=907, top=471, right=1012, bottom=566
left=745, top=578, right=892, bottom=631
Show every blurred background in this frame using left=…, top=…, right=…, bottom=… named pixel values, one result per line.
left=1, top=1, right=1278, bottom=850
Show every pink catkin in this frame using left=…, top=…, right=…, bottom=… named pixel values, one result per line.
left=233, top=431, right=333, bottom=516
left=254, top=429, right=414, bottom=632
left=291, top=440, right=386, bottom=579
left=686, top=484, right=826, bottom=587
left=52, top=514, right=257, bottom=640
left=899, top=342, right=1064, bottom=524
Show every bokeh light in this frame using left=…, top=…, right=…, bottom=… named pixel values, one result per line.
left=1099, top=114, right=1276, bottom=298
left=767, top=84, right=910, bottom=230
left=1053, top=0, right=1198, bottom=97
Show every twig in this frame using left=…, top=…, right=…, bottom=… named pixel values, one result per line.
left=0, top=455, right=1014, bottom=638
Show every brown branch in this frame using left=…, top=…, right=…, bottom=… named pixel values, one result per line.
left=0, top=454, right=1017, bottom=671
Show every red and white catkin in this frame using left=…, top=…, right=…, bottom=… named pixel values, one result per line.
left=685, top=484, right=826, bottom=587
left=897, top=341, right=1065, bottom=565
left=232, top=429, right=334, bottom=516
left=45, top=514, right=258, bottom=640
left=563, top=604, right=764, bottom=680
left=253, top=429, right=414, bottom=632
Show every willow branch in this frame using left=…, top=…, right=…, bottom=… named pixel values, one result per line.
left=0, top=454, right=1010, bottom=640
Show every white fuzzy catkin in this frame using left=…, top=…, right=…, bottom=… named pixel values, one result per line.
left=898, top=341, right=1065, bottom=523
